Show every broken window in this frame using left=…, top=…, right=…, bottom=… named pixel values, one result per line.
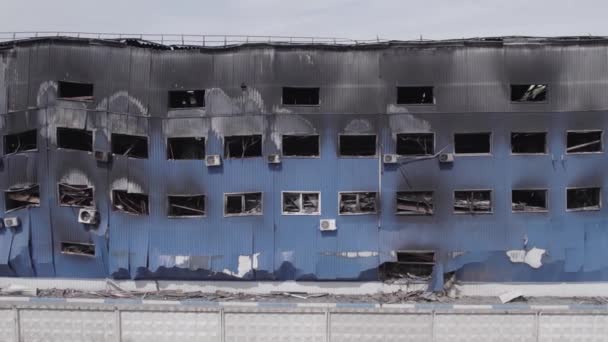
left=111, top=133, right=148, bottom=159
left=511, top=132, right=546, bottom=154
left=567, top=131, right=602, bottom=153
left=397, top=86, right=434, bottom=104
left=281, top=135, right=320, bottom=157
left=56, top=127, right=93, bottom=152
left=60, top=242, right=95, bottom=257
left=454, top=190, right=492, bottom=214
left=282, top=192, right=320, bottom=215
left=512, top=189, right=547, bottom=212
left=567, top=187, right=600, bottom=211
left=396, top=191, right=434, bottom=215
left=339, top=135, right=376, bottom=157
left=224, top=192, right=263, bottom=216
left=168, top=90, right=205, bottom=109
left=339, top=192, right=377, bottom=215
left=224, top=135, right=262, bottom=158
left=167, top=137, right=205, bottom=160
left=58, top=81, right=94, bottom=101
left=5, top=184, right=40, bottom=212
left=4, top=130, right=37, bottom=154
left=454, top=133, right=491, bottom=154
left=168, top=195, right=205, bottom=217
left=58, top=184, right=94, bottom=207
left=112, top=190, right=149, bottom=215
left=511, top=84, right=547, bottom=102
left=396, top=133, right=434, bottom=156
left=282, top=87, right=320, bottom=105
left=380, top=251, right=435, bottom=279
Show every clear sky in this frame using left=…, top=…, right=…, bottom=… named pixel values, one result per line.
left=1, top=0, right=607, bottom=41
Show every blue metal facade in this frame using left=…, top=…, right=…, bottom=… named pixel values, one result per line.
left=1, top=37, right=608, bottom=284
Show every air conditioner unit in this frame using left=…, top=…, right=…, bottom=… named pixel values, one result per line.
left=320, top=219, right=336, bottom=232
left=205, top=154, right=222, bottom=167
left=94, top=151, right=111, bottom=163
left=438, top=153, right=454, bottom=163
left=3, top=217, right=20, bottom=228
left=383, top=154, right=399, bottom=164
left=78, top=208, right=99, bottom=225
left=267, top=154, right=281, bottom=164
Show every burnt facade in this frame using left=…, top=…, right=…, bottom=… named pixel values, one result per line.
left=1, top=36, right=608, bottom=285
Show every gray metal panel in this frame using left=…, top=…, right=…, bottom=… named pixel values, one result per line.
left=225, top=312, right=326, bottom=342
left=20, top=309, right=116, bottom=342
left=121, top=311, right=219, bottom=342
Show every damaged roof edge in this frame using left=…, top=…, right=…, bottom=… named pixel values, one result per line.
left=2, top=35, right=608, bottom=52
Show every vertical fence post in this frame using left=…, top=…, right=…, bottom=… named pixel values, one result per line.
left=13, top=307, right=20, bottom=342
left=115, top=308, right=121, bottom=342
left=219, top=308, right=225, bottom=342
left=325, top=309, right=331, bottom=342
left=535, top=312, right=541, bottom=342
left=431, top=310, right=436, bottom=342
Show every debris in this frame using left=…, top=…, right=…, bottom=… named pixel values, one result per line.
left=4, top=129, right=37, bottom=154
left=58, top=183, right=94, bottom=207
left=224, top=135, right=262, bottom=158
left=511, top=84, right=547, bottom=102
left=111, top=133, right=148, bottom=159
left=168, top=195, right=205, bottom=217
left=454, top=190, right=491, bottom=213
left=339, top=192, right=377, bottom=214
left=499, top=291, right=524, bottom=304
left=396, top=133, right=434, bottom=155
left=396, top=191, right=433, bottom=215
left=112, top=190, right=149, bottom=215
left=5, top=184, right=40, bottom=211
left=225, top=193, right=262, bottom=215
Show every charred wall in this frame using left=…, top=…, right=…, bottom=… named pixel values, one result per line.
left=1, top=38, right=608, bottom=283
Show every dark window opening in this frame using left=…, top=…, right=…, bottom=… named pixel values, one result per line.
left=58, top=81, right=94, bottom=101
left=111, top=133, right=148, bottom=159
left=112, top=190, right=149, bottom=215
left=512, top=190, right=547, bottom=212
left=339, top=192, right=377, bottom=215
left=380, top=251, right=435, bottom=279
left=5, top=185, right=40, bottom=212
left=454, top=190, right=492, bottom=214
left=282, top=192, right=320, bottom=215
left=61, top=242, right=95, bottom=257
left=454, top=133, right=491, bottom=154
left=396, top=133, right=434, bottom=156
left=58, top=184, right=94, bottom=207
left=167, top=137, right=205, bottom=160
left=4, top=130, right=37, bottom=154
left=339, top=135, right=376, bottom=157
left=282, top=87, right=319, bottom=105
left=567, top=131, right=602, bottom=153
left=225, top=192, right=262, bottom=216
left=168, top=195, right=205, bottom=217
left=169, top=90, right=205, bottom=109
left=282, top=135, right=319, bottom=157
left=396, top=191, right=434, bottom=215
left=397, top=86, right=434, bottom=104
left=224, top=135, right=262, bottom=158
left=511, top=84, right=547, bottom=102
left=511, top=132, right=546, bottom=154
left=56, top=127, right=93, bottom=152
left=567, top=187, right=600, bottom=211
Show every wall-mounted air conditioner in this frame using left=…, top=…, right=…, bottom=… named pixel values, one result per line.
left=78, top=208, right=99, bottom=225
left=383, top=154, right=399, bottom=164
left=206, top=154, right=221, bottom=167
left=320, top=219, right=336, bottom=232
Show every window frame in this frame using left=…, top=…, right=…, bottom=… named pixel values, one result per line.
left=511, top=188, right=549, bottom=213
left=337, top=133, right=378, bottom=158
left=510, top=84, right=548, bottom=103
left=280, top=134, right=321, bottom=158
left=396, top=86, right=436, bottom=105
left=4, top=184, right=41, bottom=213
left=110, top=133, right=149, bottom=159
left=281, top=87, right=321, bottom=106
left=338, top=191, right=378, bottom=216
left=453, top=132, right=493, bottom=156
left=395, top=132, right=436, bottom=156
left=3, top=129, right=38, bottom=154
left=56, top=127, right=94, bottom=152
left=166, top=136, right=206, bottom=160
left=57, top=183, right=95, bottom=208
left=510, top=131, right=548, bottom=155
left=453, top=189, right=493, bottom=215
left=565, top=186, right=602, bottom=212
left=57, top=81, right=94, bottom=102
left=281, top=191, right=321, bottom=215
left=168, top=89, right=206, bottom=109
left=223, top=134, right=263, bottom=159
left=111, top=190, right=149, bottom=216
left=565, top=130, right=603, bottom=155
left=395, top=190, right=434, bottom=216
left=167, top=194, right=206, bottom=218
left=60, top=241, right=96, bottom=257
left=223, top=192, right=264, bottom=217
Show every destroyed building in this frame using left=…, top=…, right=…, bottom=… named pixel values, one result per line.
left=0, top=35, right=607, bottom=285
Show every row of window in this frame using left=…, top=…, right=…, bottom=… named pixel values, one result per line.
left=5, top=185, right=602, bottom=216
left=4, top=128, right=604, bottom=158
left=54, top=81, right=549, bottom=106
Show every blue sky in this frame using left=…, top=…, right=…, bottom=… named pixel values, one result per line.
left=1, top=0, right=607, bottom=40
